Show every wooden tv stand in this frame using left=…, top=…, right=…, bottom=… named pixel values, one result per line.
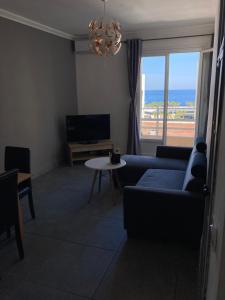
left=68, top=139, right=113, bottom=166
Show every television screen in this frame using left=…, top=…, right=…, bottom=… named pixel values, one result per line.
left=66, top=114, right=110, bottom=143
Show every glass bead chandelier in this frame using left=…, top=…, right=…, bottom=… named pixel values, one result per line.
left=89, top=0, right=122, bottom=56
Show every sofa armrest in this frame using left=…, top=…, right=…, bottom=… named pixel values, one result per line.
left=123, top=186, right=205, bottom=242
left=156, top=146, right=192, bottom=160
left=123, top=186, right=204, bottom=225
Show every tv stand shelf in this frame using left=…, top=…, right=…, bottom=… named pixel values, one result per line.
left=68, top=140, right=113, bottom=166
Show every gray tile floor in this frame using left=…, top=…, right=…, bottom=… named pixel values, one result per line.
left=0, top=165, right=199, bottom=299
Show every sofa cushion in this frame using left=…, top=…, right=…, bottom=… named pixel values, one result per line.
left=119, top=154, right=188, bottom=186
left=156, top=146, right=192, bottom=160
left=182, top=148, right=207, bottom=192
left=195, top=137, right=207, bottom=153
left=137, top=169, right=186, bottom=190
left=191, top=151, right=207, bottom=177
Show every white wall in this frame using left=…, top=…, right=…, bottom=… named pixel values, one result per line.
left=76, top=23, right=214, bottom=155
left=206, top=0, right=225, bottom=299
left=207, top=95, right=225, bottom=300
left=76, top=48, right=130, bottom=153
left=206, top=79, right=225, bottom=300
left=0, top=18, right=77, bottom=177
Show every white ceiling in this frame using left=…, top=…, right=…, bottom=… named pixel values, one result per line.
left=0, top=0, right=217, bottom=36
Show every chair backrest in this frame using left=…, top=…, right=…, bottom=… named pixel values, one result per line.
left=5, top=146, right=30, bottom=173
left=0, top=169, right=18, bottom=226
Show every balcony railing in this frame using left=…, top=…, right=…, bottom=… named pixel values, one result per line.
left=140, top=106, right=196, bottom=146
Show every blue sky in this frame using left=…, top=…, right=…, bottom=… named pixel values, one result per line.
left=141, top=52, right=200, bottom=90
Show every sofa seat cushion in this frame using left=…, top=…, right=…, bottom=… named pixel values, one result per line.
left=137, top=169, right=186, bottom=190
left=119, top=154, right=188, bottom=186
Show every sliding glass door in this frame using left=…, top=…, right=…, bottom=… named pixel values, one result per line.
left=140, top=51, right=200, bottom=147
left=166, top=52, right=200, bottom=146
left=140, top=56, right=165, bottom=140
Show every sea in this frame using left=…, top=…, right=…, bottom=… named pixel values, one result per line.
left=145, top=89, right=196, bottom=106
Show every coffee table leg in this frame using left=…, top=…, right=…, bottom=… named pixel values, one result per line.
left=114, top=170, right=122, bottom=192
left=89, top=170, right=98, bottom=203
left=98, top=170, right=102, bottom=193
left=108, top=170, right=116, bottom=205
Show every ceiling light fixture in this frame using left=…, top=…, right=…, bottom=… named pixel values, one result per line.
left=89, top=0, right=122, bottom=56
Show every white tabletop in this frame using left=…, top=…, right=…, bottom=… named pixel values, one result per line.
left=85, top=157, right=126, bottom=170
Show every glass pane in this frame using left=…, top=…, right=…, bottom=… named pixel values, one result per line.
left=140, top=56, right=165, bottom=140
left=167, top=52, right=200, bottom=146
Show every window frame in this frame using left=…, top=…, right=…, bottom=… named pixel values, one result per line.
left=139, top=49, right=202, bottom=144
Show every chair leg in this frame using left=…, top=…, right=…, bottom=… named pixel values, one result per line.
left=15, top=223, right=24, bottom=260
left=28, top=188, right=35, bottom=219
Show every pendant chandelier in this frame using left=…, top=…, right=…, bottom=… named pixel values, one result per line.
left=89, top=0, right=122, bottom=56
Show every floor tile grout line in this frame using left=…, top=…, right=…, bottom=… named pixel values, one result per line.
left=24, top=231, right=119, bottom=253
left=91, top=236, right=127, bottom=300
left=1, top=268, right=91, bottom=299
left=23, top=212, right=123, bottom=225
left=20, top=276, right=92, bottom=300
left=23, top=200, right=123, bottom=222
left=3, top=268, right=91, bottom=300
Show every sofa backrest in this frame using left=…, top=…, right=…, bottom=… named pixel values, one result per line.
left=182, top=139, right=207, bottom=193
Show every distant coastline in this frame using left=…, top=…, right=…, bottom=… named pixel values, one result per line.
left=144, top=89, right=196, bottom=106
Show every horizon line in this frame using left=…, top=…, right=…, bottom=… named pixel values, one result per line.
left=145, top=88, right=196, bottom=91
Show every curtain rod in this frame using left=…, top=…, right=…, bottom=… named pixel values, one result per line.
left=122, top=33, right=213, bottom=43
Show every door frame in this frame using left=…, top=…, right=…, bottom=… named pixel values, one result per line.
left=195, top=48, right=214, bottom=139
left=200, top=0, right=225, bottom=297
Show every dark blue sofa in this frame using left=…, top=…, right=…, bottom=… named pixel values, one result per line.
left=119, top=139, right=207, bottom=244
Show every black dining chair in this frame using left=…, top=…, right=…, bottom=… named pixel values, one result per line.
left=5, top=146, right=35, bottom=219
left=0, top=170, right=24, bottom=259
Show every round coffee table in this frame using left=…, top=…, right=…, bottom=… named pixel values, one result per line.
left=85, top=156, right=126, bottom=203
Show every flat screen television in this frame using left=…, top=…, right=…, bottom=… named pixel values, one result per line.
left=66, top=114, right=110, bottom=143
